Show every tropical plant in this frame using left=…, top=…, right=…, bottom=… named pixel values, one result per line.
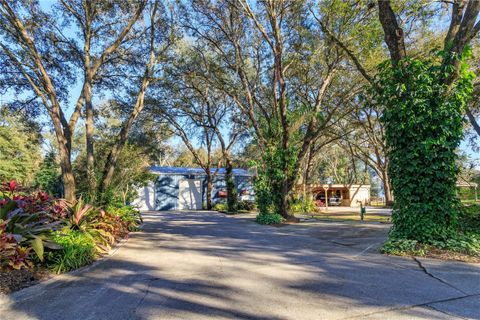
left=47, top=230, right=96, bottom=274
left=106, top=204, right=142, bottom=232
left=0, top=181, right=64, bottom=262
left=63, top=198, right=115, bottom=254
left=0, top=220, right=32, bottom=270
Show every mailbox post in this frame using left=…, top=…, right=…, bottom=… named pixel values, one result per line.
left=359, top=202, right=366, bottom=221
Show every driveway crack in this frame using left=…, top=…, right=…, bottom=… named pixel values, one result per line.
left=413, top=257, right=468, bottom=295
left=341, top=293, right=480, bottom=319
left=425, top=304, right=469, bottom=320
left=133, top=277, right=159, bottom=314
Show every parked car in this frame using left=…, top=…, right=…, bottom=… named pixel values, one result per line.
left=316, top=194, right=341, bottom=206
left=328, top=196, right=342, bottom=206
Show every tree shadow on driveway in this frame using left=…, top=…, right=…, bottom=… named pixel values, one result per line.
left=1, top=211, right=479, bottom=319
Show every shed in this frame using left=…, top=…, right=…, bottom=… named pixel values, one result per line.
left=133, top=166, right=255, bottom=211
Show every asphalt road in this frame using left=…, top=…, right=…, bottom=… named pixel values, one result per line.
left=0, top=211, right=479, bottom=320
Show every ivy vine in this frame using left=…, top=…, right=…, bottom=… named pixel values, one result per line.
left=373, top=52, right=475, bottom=242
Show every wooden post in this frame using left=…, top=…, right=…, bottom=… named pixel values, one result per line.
left=324, top=186, right=329, bottom=211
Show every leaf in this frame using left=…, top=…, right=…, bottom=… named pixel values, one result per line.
left=0, top=200, right=17, bottom=220
left=30, top=236, right=44, bottom=262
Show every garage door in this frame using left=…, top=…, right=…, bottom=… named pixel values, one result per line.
left=178, top=179, right=202, bottom=210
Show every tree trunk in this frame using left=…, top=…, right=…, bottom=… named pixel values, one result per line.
left=379, top=168, right=393, bottom=205
left=98, top=77, right=149, bottom=197
left=304, top=144, right=315, bottom=199
left=50, top=109, right=76, bottom=202
left=206, top=172, right=213, bottom=210
left=377, top=1, right=406, bottom=65
left=84, top=79, right=96, bottom=200
left=225, top=158, right=238, bottom=213
left=466, top=107, right=480, bottom=137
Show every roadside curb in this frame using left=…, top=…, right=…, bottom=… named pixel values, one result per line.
left=0, top=235, right=131, bottom=308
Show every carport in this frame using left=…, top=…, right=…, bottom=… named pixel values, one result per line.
left=305, top=184, right=371, bottom=208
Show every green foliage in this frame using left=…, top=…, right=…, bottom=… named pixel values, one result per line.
left=289, top=195, right=317, bottom=214
left=213, top=202, right=227, bottom=212
left=0, top=107, right=42, bottom=185
left=459, top=204, right=480, bottom=234
left=33, top=151, right=62, bottom=197
left=47, top=230, right=96, bottom=274
left=381, top=238, right=423, bottom=256
left=237, top=200, right=256, bottom=212
left=63, top=198, right=115, bottom=254
left=382, top=234, right=480, bottom=256
left=75, top=142, right=154, bottom=206
left=255, top=213, right=285, bottom=225
left=372, top=53, right=475, bottom=242
left=253, top=144, right=298, bottom=217
left=107, top=204, right=142, bottom=231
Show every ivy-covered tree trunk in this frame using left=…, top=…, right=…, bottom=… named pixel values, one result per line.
left=377, top=58, right=474, bottom=242
left=225, top=158, right=238, bottom=213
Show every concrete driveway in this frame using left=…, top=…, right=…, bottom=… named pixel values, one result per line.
left=0, top=211, right=479, bottom=320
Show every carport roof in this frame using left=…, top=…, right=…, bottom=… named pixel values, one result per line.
left=150, top=166, right=254, bottom=177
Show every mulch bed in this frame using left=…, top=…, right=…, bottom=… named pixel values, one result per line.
left=0, top=268, right=51, bottom=294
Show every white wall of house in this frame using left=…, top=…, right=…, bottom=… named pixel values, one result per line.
left=132, top=181, right=156, bottom=211
left=349, top=185, right=370, bottom=207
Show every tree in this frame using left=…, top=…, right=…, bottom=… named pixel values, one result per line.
left=0, top=0, right=147, bottom=201
left=58, top=0, right=147, bottom=194
left=320, top=0, right=480, bottom=240
left=157, top=93, right=221, bottom=210
left=1, top=1, right=176, bottom=202
left=97, top=0, right=177, bottom=199
left=0, top=106, right=41, bottom=184
left=33, top=151, right=62, bottom=197
left=343, top=101, right=393, bottom=204
left=182, top=0, right=351, bottom=218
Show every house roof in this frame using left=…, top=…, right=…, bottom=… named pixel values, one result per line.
left=150, top=166, right=254, bottom=177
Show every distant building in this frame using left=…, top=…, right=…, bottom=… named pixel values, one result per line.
left=303, top=184, right=371, bottom=207
left=133, top=166, right=255, bottom=211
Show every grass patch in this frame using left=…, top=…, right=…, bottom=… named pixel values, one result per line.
left=308, top=213, right=391, bottom=223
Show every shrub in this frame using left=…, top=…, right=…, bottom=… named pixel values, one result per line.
left=237, top=201, right=256, bottom=212
left=47, top=230, right=96, bottom=274
left=459, top=204, right=480, bottom=234
left=0, top=183, right=65, bottom=262
left=107, top=204, right=142, bottom=231
left=63, top=198, right=116, bottom=254
left=0, top=180, right=141, bottom=273
left=289, top=196, right=316, bottom=214
left=381, top=238, right=422, bottom=256
left=256, top=213, right=284, bottom=225
left=213, top=202, right=227, bottom=212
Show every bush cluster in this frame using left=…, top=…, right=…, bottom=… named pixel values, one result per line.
left=289, top=195, right=316, bottom=214
left=383, top=204, right=480, bottom=256
left=0, top=180, right=142, bottom=273
left=213, top=200, right=256, bottom=213
left=255, top=213, right=284, bottom=225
